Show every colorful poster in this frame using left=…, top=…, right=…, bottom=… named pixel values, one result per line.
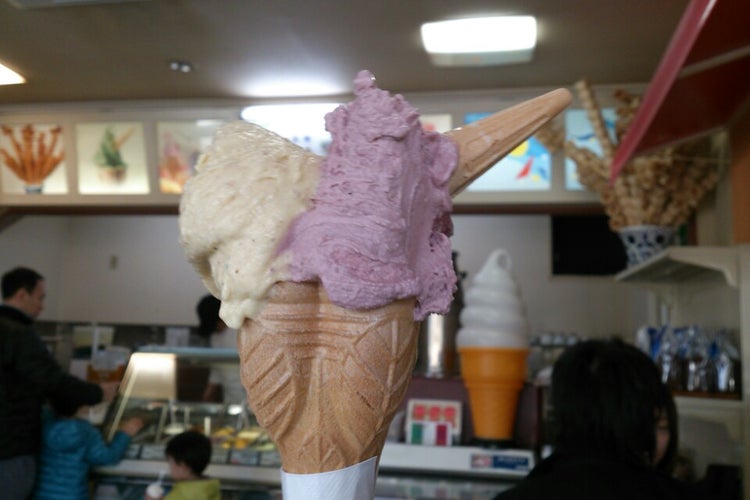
left=76, top=122, right=149, bottom=194
left=243, top=106, right=452, bottom=157
left=0, top=123, right=68, bottom=194
left=564, top=108, right=617, bottom=190
left=463, top=112, right=551, bottom=192
left=157, top=120, right=225, bottom=194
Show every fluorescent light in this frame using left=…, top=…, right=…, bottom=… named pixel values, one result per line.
left=0, top=61, right=25, bottom=85
left=421, top=16, right=537, bottom=53
left=242, top=77, right=344, bottom=98
left=421, top=16, right=536, bottom=67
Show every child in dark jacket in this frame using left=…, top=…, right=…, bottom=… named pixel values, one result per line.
left=33, top=394, right=143, bottom=500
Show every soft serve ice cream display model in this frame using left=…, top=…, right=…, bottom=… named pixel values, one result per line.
left=457, top=249, right=530, bottom=443
left=179, top=70, right=569, bottom=498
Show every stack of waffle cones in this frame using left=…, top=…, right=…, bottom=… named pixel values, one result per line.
left=237, top=88, right=572, bottom=475
left=565, top=79, right=721, bottom=231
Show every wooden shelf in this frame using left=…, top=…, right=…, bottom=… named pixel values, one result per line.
left=612, top=0, right=750, bottom=176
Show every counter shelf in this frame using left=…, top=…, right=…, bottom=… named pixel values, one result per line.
left=94, top=467, right=517, bottom=500
left=615, top=246, right=738, bottom=288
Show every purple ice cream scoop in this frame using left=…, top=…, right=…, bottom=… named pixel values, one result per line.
left=281, top=70, right=458, bottom=320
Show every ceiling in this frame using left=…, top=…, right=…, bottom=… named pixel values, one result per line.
left=0, top=0, right=690, bottom=106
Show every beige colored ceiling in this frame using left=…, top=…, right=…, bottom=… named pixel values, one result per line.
left=0, top=0, right=688, bottom=105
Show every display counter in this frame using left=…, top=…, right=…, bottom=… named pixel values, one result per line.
left=94, top=346, right=527, bottom=499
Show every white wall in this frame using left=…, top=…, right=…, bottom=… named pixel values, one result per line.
left=55, top=215, right=206, bottom=324
left=0, top=216, right=69, bottom=317
left=452, top=214, right=646, bottom=338
left=0, top=214, right=647, bottom=339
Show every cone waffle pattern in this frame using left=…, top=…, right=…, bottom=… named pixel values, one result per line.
left=238, top=281, right=418, bottom=474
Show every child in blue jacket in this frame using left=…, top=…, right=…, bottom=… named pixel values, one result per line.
left=33, top=393, right=143, bottom=500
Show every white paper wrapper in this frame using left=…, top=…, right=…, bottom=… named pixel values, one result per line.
left=280, top=457, right=377, bottom=500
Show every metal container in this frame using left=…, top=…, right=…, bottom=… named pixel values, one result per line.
left=414, top=252, right=465, bottom=378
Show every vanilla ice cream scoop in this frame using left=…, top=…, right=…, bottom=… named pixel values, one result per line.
left=456, top=249, right=530, bottom=349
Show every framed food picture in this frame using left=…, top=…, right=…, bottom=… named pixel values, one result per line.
left=0, top=123, right=69, bottom=194
left=463, top=112, right=552, bottom=192
left=75, top=122, right=149, bottom=194
left=157, top=120, right=225, bottom=194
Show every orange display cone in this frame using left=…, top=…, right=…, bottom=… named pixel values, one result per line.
left=459, top=347, right=529, bottom=441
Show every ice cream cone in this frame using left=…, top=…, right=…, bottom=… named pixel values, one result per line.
left=185, top=78, right=571, bottom=482
left=447, top=88, right=572, bottom=196
left=459, top=347, right=529, bottom=441
left=237, top=281, right=418, bottom=474
left=233, top=89, right=569, bottom=474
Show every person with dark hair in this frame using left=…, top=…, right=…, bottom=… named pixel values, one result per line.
left=495, top=339, right=704, bottom=500
left=196, top=294, right=223, bottom=341
left=145, top=430, right=220, bottom=499
left=196, top=294, right=244, bottom=403
left=0, top=266, right=119, bottom=499
left=654, top=383, right=679, bottom=476
left=32, top=396, right=143, bottom=499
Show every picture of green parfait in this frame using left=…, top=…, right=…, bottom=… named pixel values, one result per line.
left=94, top=126, right=134, bottom=183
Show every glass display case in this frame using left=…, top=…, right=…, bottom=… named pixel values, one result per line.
left=98, top=347, right=282, bottom=478
left=94, top=346, right=524, bottom=499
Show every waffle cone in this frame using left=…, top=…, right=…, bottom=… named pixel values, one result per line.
left=237, top=281, right=418, bottom=474
left=447, top=88, right=572, bottom=196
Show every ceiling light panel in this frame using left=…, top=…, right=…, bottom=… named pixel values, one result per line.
left=421, top=16, right=537, bottom=67
left=0, top=61, right=25, bottom=85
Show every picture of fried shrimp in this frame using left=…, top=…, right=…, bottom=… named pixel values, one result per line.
left=0, top=124, right=65, bottom=192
